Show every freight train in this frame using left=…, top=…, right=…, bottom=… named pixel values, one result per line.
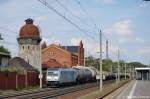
left=46, top=66, right=117, bottom=86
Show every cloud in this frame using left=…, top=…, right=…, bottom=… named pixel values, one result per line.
left=105, top=19, right=132, bottom=37
left=139, top=2, right=149, bottom=8
left=96, top=0, right=113, bottom=5
left=42, top=37, right=61, bottom=46
left=35, top=16, right=48, bottom=22
left=104, top=19, right=145, bottom=44
left=135, top=37, right=145, bottom=43
left=138, top=46, right=150, bottom=55
left=70, top=37, right=127, bottom=60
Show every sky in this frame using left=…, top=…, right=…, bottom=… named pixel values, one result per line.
left=0, top=0, right=150, bottom=65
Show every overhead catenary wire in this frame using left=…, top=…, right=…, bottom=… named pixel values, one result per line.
left=0, top=41, right=18, bottom=46
left=38, top=0, right=98, bottom=42
left=75, top=0, right=99, bottom=31
left=74, top=0, right=109, bottom=42
left=0, top=26, right=18, bottom=35
left=55, top=0, right=95, bottom=31
left=0, top=26, right=18, bottom=47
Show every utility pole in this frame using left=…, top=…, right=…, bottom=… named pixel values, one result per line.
left=84, top=56, right=85, bottom=67
left=111, top=64, right=113, bottom=73
left=125, top=62, right=127, bottom=79
left=0, top=34, right=3, bottom=40
left=0, top=34, right=3, bottom=71
left=39, top=45, right=42, bottom=89
left=106, top=40, right=109, bottom=59
left=99, top=30, right=103, bottom=91
left=117, top=48, right=120, bottom=82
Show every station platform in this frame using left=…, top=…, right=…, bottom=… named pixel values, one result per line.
left=104, top=80, right=150, bottom=99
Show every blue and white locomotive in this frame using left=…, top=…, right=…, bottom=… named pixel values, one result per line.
left=46, top=68, right=76, bottom=86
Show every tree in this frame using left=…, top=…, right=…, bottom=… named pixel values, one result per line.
left=85, top=56, right=97, bottom=68
left=102, top=59, right=113, bottom=72
left=128, top=62, right=147, bottom=68
left=0, top=46, right=10, bottom=54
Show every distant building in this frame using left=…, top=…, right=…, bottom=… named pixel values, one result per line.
left=0, top=52, right=11, bottom=67
left=42, top=41, right=84, bottom=68
left=8, top=57, right=37, bottom=73
left=17, top=18, right=42, bottom=71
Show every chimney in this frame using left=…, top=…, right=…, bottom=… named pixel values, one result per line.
left=25, top=18, right=33, bottom=24
left=78, top=40, right=84, bottom=66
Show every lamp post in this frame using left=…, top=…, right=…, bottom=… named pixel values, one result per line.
left=99, top=30, right=102, bottom=91
left=117, top=49, right=120, bottom=82
left=125, top=63, right=127, bottom=79
left=0, top=34, right=3, bottom=40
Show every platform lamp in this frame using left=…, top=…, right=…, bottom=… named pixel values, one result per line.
left=0, top=34, right=3, bottom=40
left=0, top=33, right=3, bottom=71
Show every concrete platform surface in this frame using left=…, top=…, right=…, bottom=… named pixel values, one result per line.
left=104, top=80, right=150, bottom=99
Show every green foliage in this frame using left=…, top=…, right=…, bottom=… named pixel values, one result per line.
left=0, top=66, right=24, bottom=74
left=85, top=56, right=147, bottom=73
left=127, top=62, right=147, bottom=67
left=85, top=56, right=100, bottom=70
left=102, top=59, right=113, bottom=72
left=0, top=46, right=10, bottom=54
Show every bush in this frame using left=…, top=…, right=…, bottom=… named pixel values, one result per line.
left=0, top=46, right=10, bottom=54
left=0, top=66, right=24, bottom=74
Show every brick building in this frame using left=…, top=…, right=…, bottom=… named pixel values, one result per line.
left=42, top=41, right=84, bottom=68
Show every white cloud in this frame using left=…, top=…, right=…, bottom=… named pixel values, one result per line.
left=35, top=16, right=48, bottom=22
left=71, top=38, right=83, bottom=45
left=70, top=37, right=127, bottom=60
left=106, top=19, right=132, bottom=37
left=135, top=37, right=145, bottom=43
left=104, top=19, right=144, bottom=44
left=97, top=0, right=113, bottom=5
left=138, top=46, right=150, bottom=55
left=139, top=2, right=149, bottom=8
left=42, top=37, right=61, bottom=46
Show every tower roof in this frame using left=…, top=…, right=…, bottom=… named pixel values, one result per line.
left=19, top=18, right=40, bottom=38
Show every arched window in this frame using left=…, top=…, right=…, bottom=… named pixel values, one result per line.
left=28, top=46, right=30, bottom=50
left=22, top=46, right=24, bottom=50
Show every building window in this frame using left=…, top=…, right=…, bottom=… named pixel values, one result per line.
left=49, top=52, right=54, bottom=56
left=0, top=57, right=2, bottom=66
left=22, top=46, right=24, bottom=50
left=28, top=46, right=30, bottom=50
left=33, top=46, right=34, bottom=50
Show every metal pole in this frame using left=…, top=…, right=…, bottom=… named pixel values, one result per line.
left=39, top=44, right=42, bottom=88
left=111, top=65, right=113, bottom=73
left=0, top=34, right=2, bottom=71
left=117, top=49, right=120, bottom=82
left=125, top=63, right=127, bottom=79
left=106, top=40, right=109, bottom=59
left=84, top=55, right=85, bottom=67
left=0, top=34, right=3, bottom=40
left=99, top=30, right=103, bottom=91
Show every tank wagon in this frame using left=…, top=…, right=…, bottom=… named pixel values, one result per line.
left=46, top=68, right=76, bottom=86
left=72, top=66, right=97, bottom=83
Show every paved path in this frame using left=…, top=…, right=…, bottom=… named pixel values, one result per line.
left=104, top=80, right=150, bottom=99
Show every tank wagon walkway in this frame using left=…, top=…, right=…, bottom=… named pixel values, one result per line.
left=104, top=80, right=150, bottom=99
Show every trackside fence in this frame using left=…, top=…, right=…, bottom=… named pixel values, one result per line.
left=0, top=71, right=46, bottom=90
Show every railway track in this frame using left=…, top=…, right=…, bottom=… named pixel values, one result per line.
left=0, top=80, right=114, bottom=99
